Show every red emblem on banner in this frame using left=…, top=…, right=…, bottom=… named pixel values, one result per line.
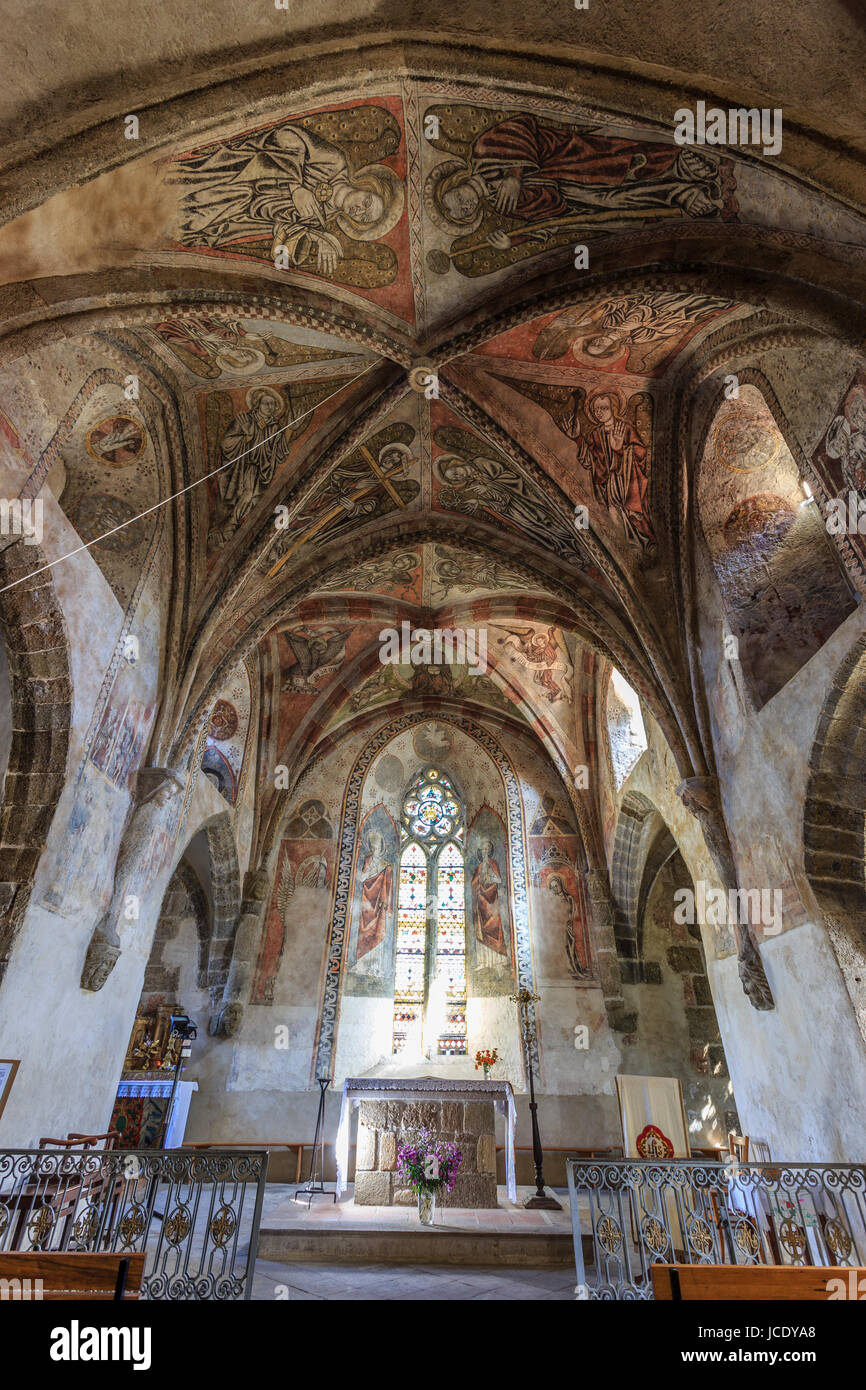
left=635, top=1123, right=674, bottom=1158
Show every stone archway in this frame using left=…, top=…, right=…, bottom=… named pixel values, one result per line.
left=804, top=633, right=866, bottom=1042
left=610, top=790, right=657, bottom=988
left=0, top=540, right=72, bottom=981
left=133, top=812, right=242, bottom=1032
left=610, top=793, right=735, bottom=1140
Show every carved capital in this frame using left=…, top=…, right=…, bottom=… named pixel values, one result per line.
left=80, top=921, right=121, bottom=992
left=208, top=1001, right=244, bottom=1037
left=133, top=766, right=185, bottom=810
left=736, top=928, right=775, bottom=1012
left=241, top=866, right=271, bottom=909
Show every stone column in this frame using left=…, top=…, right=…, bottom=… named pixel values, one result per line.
left=208, top=865, right=271, bottom=1037
left=677, top=775, right=775, bottom=1011
left=80, top=767, right=184, bottom=992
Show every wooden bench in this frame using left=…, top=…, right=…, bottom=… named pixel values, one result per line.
left=653, top=1263, right=866, bottom=1301
left=183, top=1140, right=308, bottom=1182
left=0, top=1252, right=145, bottom=1300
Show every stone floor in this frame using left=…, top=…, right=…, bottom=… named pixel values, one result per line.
left=252, top=1259, right=578, bottom=1300
left=252, top=1183, right=577, bottom=1300
left=260, top=1182, right=573, bottom=1231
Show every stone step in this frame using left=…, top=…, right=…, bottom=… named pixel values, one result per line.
left=258, top=1223, right=587, bottom=1267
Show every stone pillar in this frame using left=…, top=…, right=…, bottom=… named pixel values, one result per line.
left=208, top=866, right=271, bottom=1037
left=677, top=775, right=775, bottom=1011
left=353, top=1097, right=498, bottom=1208
left=80, top=767, right=184, bottom=992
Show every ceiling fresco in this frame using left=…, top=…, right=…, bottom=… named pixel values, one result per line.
left=2, top=67, right=865, bottom=876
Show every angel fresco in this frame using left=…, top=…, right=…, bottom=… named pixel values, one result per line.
left=423, top=107, right=733, bottom=277
left=532, top=292, right=733, bottom=375
left=209, top=387, right=293, bottom=545
left=563, top=388, right=656, bottom=548
left=496, top=625, right=574, bottom=704
left=511, top=381, right=655, bottom=549
left=172, top=111, right=405, bottom=287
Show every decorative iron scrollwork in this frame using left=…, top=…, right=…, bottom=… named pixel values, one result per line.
left=210, top=1206, right=236, bottom=1246
left=734, top=1216, right=760, bottom=1258
left=165, top=1206, right=192, bottom=1245
left=596, top=1215, right=623, bottom=1255
left=825, top=1217, right=853, bottom=1260
left=687, top=1215, right=714, bottom=1255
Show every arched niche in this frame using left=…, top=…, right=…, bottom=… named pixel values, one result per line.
left=803, top=632, right=866, bottom=1043
left=696, top=382, right=856, bottom=711
left=320, top=714, right=537, bottom=1087
left=0, top=540, right=72, bottom=982
left=121, top=812, right=240, bottom=1071
left=605, top=667, right=648, bottom=790
left=611, top=795, right=737, bottom=1145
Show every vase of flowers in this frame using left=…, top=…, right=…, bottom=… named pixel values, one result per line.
left=474, top=1047, right=498, bottom=1080
left=396, top=1129, right=462, bottom=1226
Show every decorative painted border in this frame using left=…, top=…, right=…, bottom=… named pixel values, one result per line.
left=312, top=709, right=539, bottom=1082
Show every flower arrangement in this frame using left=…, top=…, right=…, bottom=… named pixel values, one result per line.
left=474, top=1048, right=498, bottom=1078
left=396, top=1129, right=462, bottom=1196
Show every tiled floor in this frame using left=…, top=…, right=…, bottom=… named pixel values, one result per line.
left=252, top=1260, right=577, bottom=1300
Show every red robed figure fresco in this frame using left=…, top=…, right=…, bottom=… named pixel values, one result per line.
left=472, top=840, right=507, bottom=955
left=472, top=113, right=685, bottom=222
left=429, top=113, right=723, bottom=238
left=356, top=829, right=394, bottom=960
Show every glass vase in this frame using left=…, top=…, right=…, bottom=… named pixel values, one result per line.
left=483, top=1064, right=491, bottom=1079
left=417, top=1188, right=436, bottom=1226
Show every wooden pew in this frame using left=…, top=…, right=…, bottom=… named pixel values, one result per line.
left=0, top=1252, right=145, bottom=1300
left=653, top=1263, right=866, bottom=1301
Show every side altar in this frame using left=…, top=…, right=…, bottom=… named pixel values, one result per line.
left=336, top=1077, right=517, bottom=1207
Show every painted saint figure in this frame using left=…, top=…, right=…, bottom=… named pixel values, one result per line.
left=356, top=829, right=394, bottom=961
left=562, top=389, right=656, bottom=549
left=472, top=839, right=507, bottom=964
left=425, top=111, right=727, bottom=270
left=211, top=387, right=292, bottom=546
left=175, top=121, right=404, bottom=276
left=547, top=873, right=589, bottom=980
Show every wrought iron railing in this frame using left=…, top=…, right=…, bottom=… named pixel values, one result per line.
left=566, top=1158, right=866, bottom=1300
left=0, top=1149, right=268, bottom=1299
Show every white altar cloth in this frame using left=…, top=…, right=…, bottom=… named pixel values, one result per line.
left=335, top=1076, right=517, bottom=1202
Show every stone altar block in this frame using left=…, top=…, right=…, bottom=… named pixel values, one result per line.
left=336, top=1077, right=516, bottom=1207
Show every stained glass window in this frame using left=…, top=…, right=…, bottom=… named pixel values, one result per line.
left=392, top=841, right=427, bottom=1054
left=434, top=842, right=467, bottom=1054
left=391, top=768, right=468, bottom=1055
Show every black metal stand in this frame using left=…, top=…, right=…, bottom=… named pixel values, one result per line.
left=513, top=995, right=561, bottom=1211
left=523, top=1048, right=561, bottom=1210
left=293, top=1076, right=336, bottom=1206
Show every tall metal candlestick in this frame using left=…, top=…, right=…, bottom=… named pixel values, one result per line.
left=510, top=988, right=561, bottom=1211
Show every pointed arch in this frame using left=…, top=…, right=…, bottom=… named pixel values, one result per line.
left=0, top=540, right=72, bottom=982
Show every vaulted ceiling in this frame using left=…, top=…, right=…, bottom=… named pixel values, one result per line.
left=1, top=9, right=865, bottom=869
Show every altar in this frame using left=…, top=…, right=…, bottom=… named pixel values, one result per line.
left=336, top=1077, right=517, bottom=1207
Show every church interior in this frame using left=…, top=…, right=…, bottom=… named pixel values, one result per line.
left=0, top=0, right=864, bottom=1314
